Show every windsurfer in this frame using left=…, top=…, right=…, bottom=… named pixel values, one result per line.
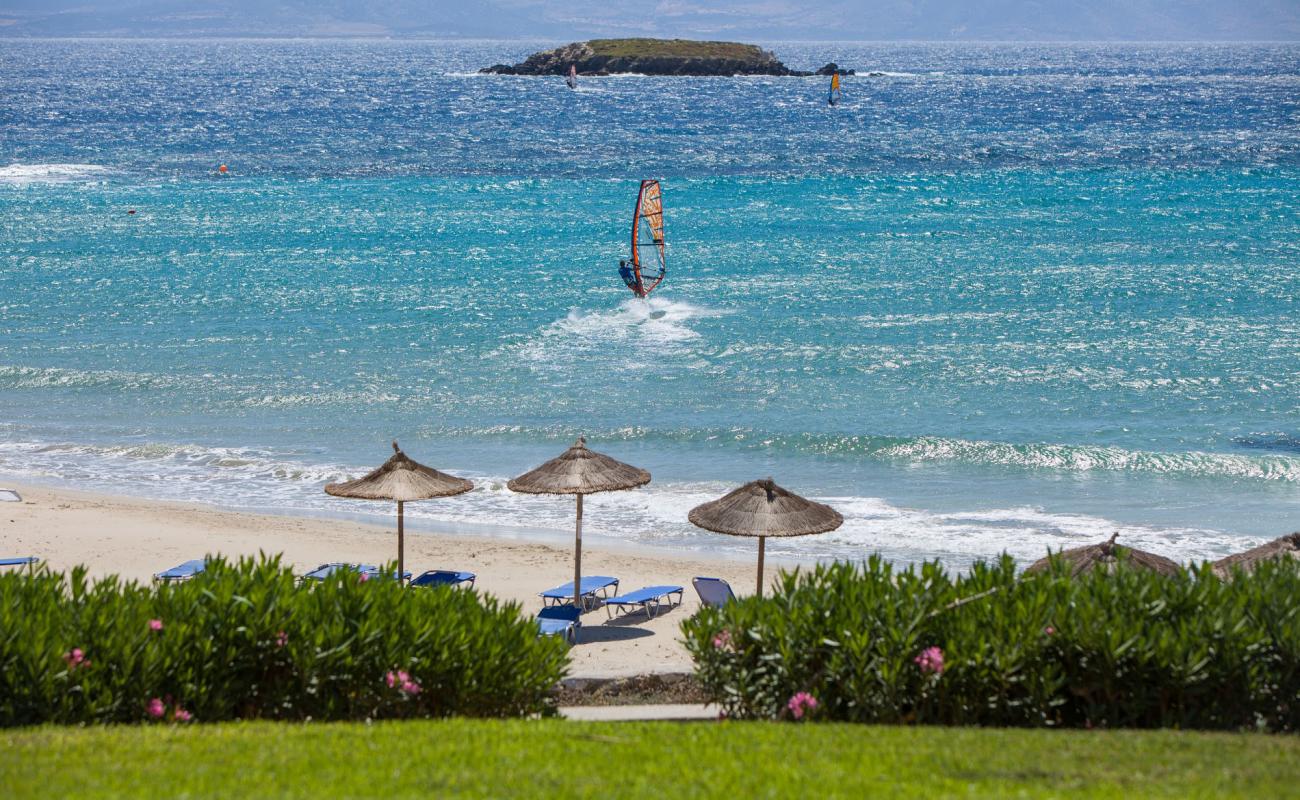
left=619, top=179, right=666, bottom=298
left=618, top=260, right=640, bottom=293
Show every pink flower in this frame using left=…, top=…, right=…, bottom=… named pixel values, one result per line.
left=787, top=692, right=818, bottom=720
left=147, top=698, right=166, bottom=719
left=149, top=619, right=163, bottom=632
left=173, top=708, right=193, bottom=722
left=914, top=646, right=945, bottom=676
left=63, top=648, right=87, bottom=669
left=711, top=629, right=732, bottom=650
left=359, top=572, right=370, bottom=583
left=387, top=669, right=419, bottom=695
left=1044, top=626, right=1055, bottom=636
left=275, top=631, right=288, bottom=648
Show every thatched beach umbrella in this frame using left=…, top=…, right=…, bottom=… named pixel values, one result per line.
left=1212, top=532, right=1300, bottom=578
left=324, top=442, right=473, bottom=579
left=507, top=437, right=650, bottom=611
left=688, top=478, right=843, bottom=597
left=1024, top=532, right=1180, bottom=577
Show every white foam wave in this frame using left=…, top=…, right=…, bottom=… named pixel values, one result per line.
left=812, top=497, right=1247, bottom=567
left=0, top=164, right=110, bottom=184
left=0, top=441, right=351, bottom=490
left=551, top=297, right=713, bottom=341
left=872, top=436, right=1300, bottom=483
left=510, top=296, right=724, bottom=368
left=0, top=364, right=179, bottom=391
left=239, top=389, right=402, bottom=408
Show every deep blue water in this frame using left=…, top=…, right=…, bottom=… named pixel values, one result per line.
left=2, top=40, right=1298, bottom=566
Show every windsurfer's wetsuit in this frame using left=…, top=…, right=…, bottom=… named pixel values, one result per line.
left=619, top=260, right=641, bottom=294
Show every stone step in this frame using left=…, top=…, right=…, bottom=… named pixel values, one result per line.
left=558, top=703, right=717, bottom=722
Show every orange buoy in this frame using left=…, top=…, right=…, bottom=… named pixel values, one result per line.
left=218, top=164, right=228, bottom=173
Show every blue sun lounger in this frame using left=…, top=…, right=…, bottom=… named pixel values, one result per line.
left=301, top=563, right=412, bottom=582
left=604, top=585, right=685, bottom=619
left=154, top=559, right=206, bottom=583
left=410, top=570, right=476, bottom=588
left=540, top=576, right=619, bottom=611
left=302, top=563, right=378, bottom=581
left=0, top=556, right=38, bottom=569
left=536, top=605, right=581, bottom=644
left=692, top=577, right=737, bottom=608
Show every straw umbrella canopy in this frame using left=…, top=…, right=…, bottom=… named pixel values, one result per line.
left=688, top=478, right=843, bottom=596
left=1212, top=532, right=1300, bottom=579
left=324, top=442, right=472, bottom=578
left=507, top=437, right=650, bottom=612
left=1024, top=532, right=1180, bottom=577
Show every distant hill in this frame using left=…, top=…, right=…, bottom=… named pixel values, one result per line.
left=0, top=0, right=1296, bottom=40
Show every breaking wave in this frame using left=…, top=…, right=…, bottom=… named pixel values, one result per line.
left=0, top=164, right=110, bottom=184
left=418, top=425, right=1300, bottom=484
left=0, top=365, right=182, bottom=391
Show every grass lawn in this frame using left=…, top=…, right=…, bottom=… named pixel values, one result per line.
left=4, top=719, right=1298, bottom=798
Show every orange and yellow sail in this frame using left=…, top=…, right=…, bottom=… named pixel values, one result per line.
left=627, top=180, right=666, bottom=298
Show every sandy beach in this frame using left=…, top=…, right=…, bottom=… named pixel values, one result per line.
left=0, top=482, right=764, bottom=677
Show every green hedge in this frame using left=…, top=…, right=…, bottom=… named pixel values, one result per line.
left=682, top=556, right=1300, bottom=730
left=0, top=556, right=569, bottom=726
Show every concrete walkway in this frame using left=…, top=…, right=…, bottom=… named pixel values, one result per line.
left=559, top=704, right=717, bottom=721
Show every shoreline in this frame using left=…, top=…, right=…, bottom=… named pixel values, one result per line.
left=0, top=471, right=817, bottom=570
left=0, top=481, right=772, bottom=676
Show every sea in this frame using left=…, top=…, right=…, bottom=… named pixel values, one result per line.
left=1, top=39, right=1298, bottom=568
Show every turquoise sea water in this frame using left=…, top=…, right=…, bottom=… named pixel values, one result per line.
left=1, top=40, right=1298, bottom=566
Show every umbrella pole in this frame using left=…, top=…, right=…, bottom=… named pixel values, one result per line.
left=397, top=500, right=405, bottom=581
left=757, top=535, right=766, bottom=597
left=574, top=493, right=584, bottom=612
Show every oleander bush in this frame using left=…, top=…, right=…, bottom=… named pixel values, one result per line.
left=0, top=556, right=569, bottom=726
left=683, top=556, right=1300, bottom=730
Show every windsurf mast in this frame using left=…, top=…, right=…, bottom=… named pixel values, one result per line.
left=627, top=179, right=666, bottom=298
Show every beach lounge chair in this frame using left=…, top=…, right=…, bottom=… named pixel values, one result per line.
left=539, top=575, right=619, bottom=611
left=154, top=559, right=206, bottom=583
left=692, top=577, right=736, bottom=608
left=410, top=570, right=476, bottom=589
left=301, top=562, right=376, bottom=581
left=604, top=585, right=684, bottom=620
left=536, top=605, right=581, bottom=644
left=0, top=556, right=38, bottom=569
left=300, top=563, right=411, bottom=582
